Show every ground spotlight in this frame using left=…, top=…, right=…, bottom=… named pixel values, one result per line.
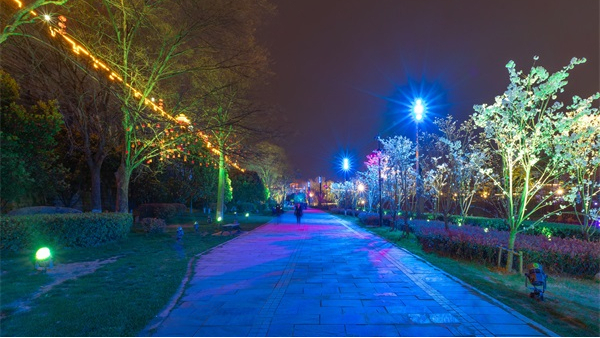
left=35, top=247, right=53, bottom=272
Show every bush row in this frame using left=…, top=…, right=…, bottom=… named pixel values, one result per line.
left=134, top=203, right=186, bottom=220
left=446, top=215, right=599, bottom=242
left=413, top=222, right=600, bottom=277
left=1, top=213, right=132, bottom=252
left=329, top=208, right=362, bottom=217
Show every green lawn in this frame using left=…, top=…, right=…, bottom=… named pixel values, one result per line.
left=333, top=214, right=600, bottom=337
left=0, top=213, right=271, bottom=337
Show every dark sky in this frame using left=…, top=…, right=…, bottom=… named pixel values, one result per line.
left=257, top=0, right=599, bottom=182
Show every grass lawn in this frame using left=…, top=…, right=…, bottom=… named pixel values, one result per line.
left=333, top=214, right=600, bottom=337
left=0, top=212, right=271, bottom=337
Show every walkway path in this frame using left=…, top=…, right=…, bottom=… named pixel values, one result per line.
left=145, top=209, right=555, bottom=337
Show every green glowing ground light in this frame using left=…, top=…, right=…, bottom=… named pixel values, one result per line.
left=36, top=247, right=51, bottom=260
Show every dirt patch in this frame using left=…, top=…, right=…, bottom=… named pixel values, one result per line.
left=4, top=256, right=121, bottom=316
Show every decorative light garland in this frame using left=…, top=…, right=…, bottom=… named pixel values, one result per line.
left=6, top=0, right=245, bottom=172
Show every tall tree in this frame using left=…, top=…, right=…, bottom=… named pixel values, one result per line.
left=379, top=135, right=416, bottom=232
left=473, top=56, right=599, bottom=271
left=246, top=142, right=291, bottom=204
left=555, top=95, right=600, bottom=240
left=0, top=0, right=69, bottom=44
left=0, top=70, right=65, bottom=210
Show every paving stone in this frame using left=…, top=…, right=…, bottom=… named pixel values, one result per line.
left=293, top=324, right=347, bottom=337
left=484, top=324, right=548, bottom=336
left=395, top=324, right=455, bottom=337
left=345, top=324, right=400, bottom=337
left=145, top=210, right=554, bottom=337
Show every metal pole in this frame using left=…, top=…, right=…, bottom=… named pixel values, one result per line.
left=378, top=138, right=383, bottom=227
left=416, top=123, right=421, bottom=218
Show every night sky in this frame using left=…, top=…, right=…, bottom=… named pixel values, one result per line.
left=258, top=0, right=599, bottom=181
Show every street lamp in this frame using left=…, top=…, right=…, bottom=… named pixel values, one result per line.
left=377, top=137, right=383, bottom=227
left=413, top=99, right=425, bottom=217
left=342, top=158, right=350, bottom=181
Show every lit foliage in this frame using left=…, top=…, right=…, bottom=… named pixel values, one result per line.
left=473, top=56, right=599, bottom=270
left=378, top=135, right=416, bottom=229
left=0, top=0, right=70, bottom=45
left=357, top=152, right=381, bottom=212
left=554, top=95, right=600, bottom=240
left=425, top=116, right=489, bottom=229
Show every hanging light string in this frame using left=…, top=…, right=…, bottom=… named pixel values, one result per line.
left=6, top=0, right=245, bottom=172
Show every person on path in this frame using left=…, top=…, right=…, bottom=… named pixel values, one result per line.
left=294, top=203, right=303, bottom=224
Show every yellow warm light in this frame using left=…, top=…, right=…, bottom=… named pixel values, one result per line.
left=11, top=0, right=246, bottom=172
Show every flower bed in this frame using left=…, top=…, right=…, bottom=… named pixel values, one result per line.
left=447, top=215, right=599, bottom=242
left=413, top=222, right=600, bottom=277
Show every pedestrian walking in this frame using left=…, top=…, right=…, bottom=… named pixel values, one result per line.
left=294, top=203, right=303, bottom=224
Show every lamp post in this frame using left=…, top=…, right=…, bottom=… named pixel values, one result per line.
left=413, top=99, right=425, bottom=218
left=377, top=137, right=383, bottom=227
left=318, top=176, right=322, bottom=208
left=342, top=158, right=350, bottom=215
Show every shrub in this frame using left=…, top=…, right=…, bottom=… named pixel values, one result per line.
left=1, top=213, right=132, bottom=252
left=134, top=203, right=186, bottom=220
left=7, top=206, right=83, bottom=216
left=449, top=215, right=598, bottom=241
left=414, top=222, right=600, bottom=277
left=140, top=218, right=166, bottom=234
left=235, top=202, right=257, bottom=213
left=357, top=212, right=392, bottom=226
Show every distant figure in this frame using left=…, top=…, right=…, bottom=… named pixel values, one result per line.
left=294, top=203, right=303, bottom=224
left=274, top=204, right=283, bottom=224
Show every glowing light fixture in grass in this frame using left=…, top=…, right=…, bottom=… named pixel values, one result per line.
left=245, top=213, right=249, bottom=217
left=35, top=247, right=53, bottom=271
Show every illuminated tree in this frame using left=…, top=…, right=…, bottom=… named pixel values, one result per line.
left=247, top=142, right=292, bottom=204
left=357, top=154, right=380, bottom=212
left=379, top=135, right=415, bottom=232
left=426, top=116, right=489, bottom=228
left=473, top=56, right=599, bottom=270
left=0, top=0, right=69, bottom=45
left=554, top=95, right=600, bottom=240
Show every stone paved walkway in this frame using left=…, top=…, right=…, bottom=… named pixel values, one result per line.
left=144, top=209, right=556, bottom=337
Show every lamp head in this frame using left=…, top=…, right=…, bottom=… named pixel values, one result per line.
left=413, top=99, right=424, bottom=121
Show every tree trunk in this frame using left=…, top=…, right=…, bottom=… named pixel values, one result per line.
left=216, top=150, right=226, bottom=221
left=115, top=161, right=130, bottom=213
left=506, top=229, right=517, bottom=271
left=89, top=163, right=102, bottom=212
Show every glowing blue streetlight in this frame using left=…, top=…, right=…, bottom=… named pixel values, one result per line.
left=413, top=99, right=426, bottom=217
left=341, top=157, right=350, bottom=182
left=413, top=99, right=424, bottom=121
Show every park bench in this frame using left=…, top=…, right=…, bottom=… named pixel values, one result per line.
left=220, top=223, right=241, bottom=234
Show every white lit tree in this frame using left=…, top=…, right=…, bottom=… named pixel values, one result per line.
left=435, top=117, right=489, bottom=225
left=379, top=135, right=415, bottom=232
left=473, top=56, right=599, bottom=270
left=555, top=94, right=600, bottom=240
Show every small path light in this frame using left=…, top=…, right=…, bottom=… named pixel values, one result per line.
left=176, top=227, right=184, bottom=242
left=194, top=221, right=199, bottom=233
left=245, top=213, right=250, bottom=217
left=35, top=247, right=53, bottom=272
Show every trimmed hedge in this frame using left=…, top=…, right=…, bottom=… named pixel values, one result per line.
left=134, top=203, right=186, bottom=220
left=448, top=215, right=598, bottom=242
left=1, top=213, right=132, bottom=252
left=7, top=206, right=83, bottom=216
left=414, top=222, right=600, bottom=277
left=140, top=218, right=166, bottom=234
